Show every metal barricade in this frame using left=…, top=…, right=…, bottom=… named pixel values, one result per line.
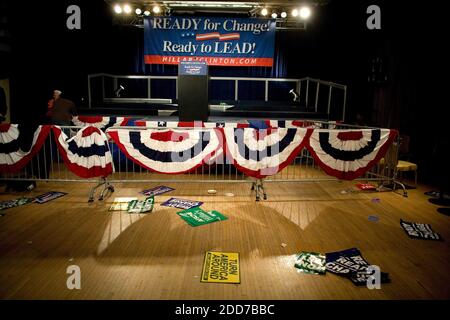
left=0, top=121, right=406, bottom=202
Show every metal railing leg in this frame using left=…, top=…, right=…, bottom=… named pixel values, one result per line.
left=88, top=177, right=114, bottom=203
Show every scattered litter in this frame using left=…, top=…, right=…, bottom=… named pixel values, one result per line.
left=141, top=185, right=174, bottom=196
left=161, top=198, right=203, bottom=210
left=177, top=207, right=227, bottom=227
left=355, top=183, right=377, bottom=191
left=69, top=258, right=74, bottom=262
left=281, top=243, right=287, bottom=248
left=368, top=215, right=379, bottom=222
left=371, top=198, right=381, bottom=203
left=0, top=197, right=34, bottom=211
left=127, top=196, right=154, bottom=213
left=201, top=251, right=240, bottom=284
left=207, top=189, right=217, bottom=194
left=325, top=248, right=390, bottom=286
left=400, top=219, right=442, bottom=241
left=225, top=193, right=235, bottom=197
left=34, top=191, right=67, bottom=204
left=193, top=275, right=199, bottom=278
left=109, top=197, right=138, bottom=211
left=340, top=190, right=348, bottom=194
left=294, top=252, right=326, bottom=275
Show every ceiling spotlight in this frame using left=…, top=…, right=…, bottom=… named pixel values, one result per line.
left=261, top=8, right=268, bottom=16
left=291, top=8, right=299, bottom=17
left=281, top=11, right=287, bottom=18
left=144, top=10, right=151, bottom=16
left=299, top=6, right=311, bottom=19
left=153, top=5, right=161, bottom=14
left=135, top=8, right=142, bottom=15
left=123, top=4, right=132, bottom=14
left=271, top=12, right=278, bottom=19
left=114, top=5, right=122, bottom=14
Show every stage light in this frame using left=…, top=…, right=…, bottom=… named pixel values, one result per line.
left=144, top=10, right=151, bottom=16
left=261, top=8, right=268, bottom=16
left=281, top=11, right=287, bottom=18
left=123, top=4, right=132, bottom=14
left=153, top=5, right=161, bottom=14
left=271, top=12, right=278, bottom=19
left=114, top=5, right=122, bottom=14
left=291, top=8, right=299, bottom=17
left=135, top=8, right=142, bottom=15
left=299, top=6, right=311, bottom=19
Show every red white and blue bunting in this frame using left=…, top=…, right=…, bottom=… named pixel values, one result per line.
left=1, top=122, right=398, bottom=181
left=223, top=127, right=309, bottom=178
left=306, top=129, right=397, bottom=180
left=52, top=126, right=113, bottom=178
left=72, top=116, right=129, bottom=129
left=107, top=128, right=222, bottom=174
left=0, top=124, right=51, bottom=173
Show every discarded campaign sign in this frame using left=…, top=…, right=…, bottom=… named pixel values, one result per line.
left=34, top=191, right=67, bottom=204
left=177, top=207, right=227, bottom=227
left=161, top=197, right=203, bottom=210
left=141, top=185, right=175, bottom=196
left=109, top=197, right=137, bottom=211
left=0, top=197, right=34, bottom=211
left=325, top=248, right=390, bottom=286
left=294, top=252, right=326, bottom=275
left=400, top=219, right=442, bottom=241
left=127, top=196, right=154, bottom=213
left=201, top=251, right=240, bottom=284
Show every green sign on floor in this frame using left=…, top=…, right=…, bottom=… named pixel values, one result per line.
left=176, top=207, right=228, bottom=227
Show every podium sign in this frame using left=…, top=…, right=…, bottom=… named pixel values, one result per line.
left=178, top=62, right=209, bottom=121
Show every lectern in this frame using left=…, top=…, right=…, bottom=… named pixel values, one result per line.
left=178, top=61, right=209, bottom=122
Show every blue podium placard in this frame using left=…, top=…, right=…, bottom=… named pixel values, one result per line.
left=178, top=61, right=208, bottom=76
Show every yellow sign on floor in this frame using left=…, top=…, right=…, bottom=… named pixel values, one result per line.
left=201, top=251, right=240, bottom=284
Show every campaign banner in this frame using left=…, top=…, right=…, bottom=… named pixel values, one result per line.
left=144, top=16, right=276, bottom=67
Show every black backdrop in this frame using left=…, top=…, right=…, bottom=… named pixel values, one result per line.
left=4, top=0, right=447, bottom=184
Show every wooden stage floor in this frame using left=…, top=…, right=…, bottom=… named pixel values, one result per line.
left=0, top=179, right=449, bottom=299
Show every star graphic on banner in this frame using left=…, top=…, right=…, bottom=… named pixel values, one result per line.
left=158, top=121, right=167, bottom=127
left=216, top=123, right=225, bottom=128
